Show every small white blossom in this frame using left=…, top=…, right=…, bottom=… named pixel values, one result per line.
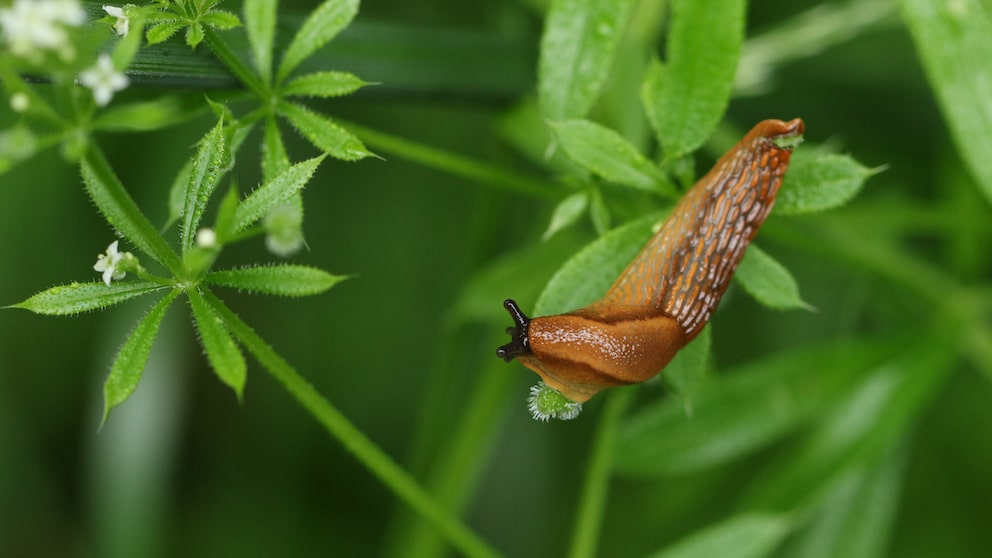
left=93, top=240, right=127, bottom=286
left=102, top=5, right=129, bottom=37
left=0, top=0, right=84, bottom=59
left=78, top=54, right=129, bottom=106
left=10, top=93, right=29, bottom=112
left=195, top=228, right=217, bottom=248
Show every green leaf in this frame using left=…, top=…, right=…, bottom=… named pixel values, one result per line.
left=739, top=325, right=960, bottom=511
left=206, top=265, right=348, bottom=297
left=188, top=288, right=246, bottom=400
left=7, top=281, right=166, bottom=316
left=180, top=117, right=228, bottom=251
left=646, top=514, right=793, bottom=558
left=535, top=212, right=660, bottom=316
left=92, top=95, right=206, bottom=132
left=542, top=191, right=588, bottom=240
left=232, top=155, right=325, bottom=233
left=735, top=245, right=812, bottom=311
left=588, top=186, right=611, bottom=235
left=663, top=324, right=711, bottom=404
left=279, top=101, right=372, bottom=161
left=81, top=148, right=182, bottom=272
left=775, top=151, right=876, bottom=215
left=790, top=446, right=905, bottom=558
left=102, top=290, right=181, bottom=423
left=166, top=158, right=194, bottom=231
left=277, top=0, right=360, bottom=82
left=283, top=71, right=370, bottom=98
left=901, top=0, right=992, bottom=205
left=110, top=5, right=147, bottom=70
left=214, top=185, right=240, bottom=241
left=262, top=116, right=290, bottom=182
left=553, top=119, right=672, bottom=194
left=614, top=339, right=897, bottom=477
left=145, top=21, right=184, bottom=46
left=644, top=0, right=746, bottom=159
left=243, top=0, right=276, bottom=81
left=538, top=0, right=637, bottom=121
left=186, top=23, right=205, bottom=48
left=200, top=10, right=241, bottom=30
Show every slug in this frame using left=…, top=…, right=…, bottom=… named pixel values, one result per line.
left=498, top=118, right=804, bottom=405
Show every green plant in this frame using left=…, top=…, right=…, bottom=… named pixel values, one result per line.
left=1, top=0, right=990, bottom=557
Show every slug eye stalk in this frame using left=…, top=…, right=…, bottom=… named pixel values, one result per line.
left=498, top=118, right=804, bottom=412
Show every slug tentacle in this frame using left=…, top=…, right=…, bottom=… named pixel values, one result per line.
left=498, top=119, right=804, bottom=407
left=497, top=299, right=531, bottom=362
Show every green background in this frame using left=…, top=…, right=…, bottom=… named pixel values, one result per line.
left=1, top=0, right=991, bottom=556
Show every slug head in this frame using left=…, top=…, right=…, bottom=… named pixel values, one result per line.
left=498, top=301, right=685, bottom=403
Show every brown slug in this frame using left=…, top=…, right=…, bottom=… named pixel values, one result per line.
left=498, top=118, right=804, bottom=405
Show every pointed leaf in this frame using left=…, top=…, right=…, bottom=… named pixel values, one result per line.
left=536, top=213, right=660, bottom=316
left=92, top=95, right=206, bottom=132
left=110, top=5, right=147, bottom=70
left=664, top=324, right=711, bottom=403
left=181, top=117, right=228, bottom=251
left=791, top=446, right=905, bottom=558
left=543, top=191, right=589, bottom=240
left=8, top=281, right=166, bottom=316
left=739, top=327, right=959, bottom=512
left=553, top=119, right=672, bottom=194
left=775, top=151, right=876, bottom=215
left=81, top=148, right=182, bottom=272
left=280, top=101, right=372, bottom=161
left=103, top=290, right=180, bottom=422
left=647, top=514, right=793, bottom=558
left=538, top=0, right=637, bottom=120
left=735, top=245, right=812, bottom=311
left=644, top=0, right=746, bottom=158
left=902, top=0, right=992, bottom=205
left=188, top=288, right=246, bottom=399
left=283, top=71, right=370, bottom=98
left=262, top=116, right=290, bottom=182
left=166, top=158, right=194, bottom=230
left=589, top=186, right=611, bottom=235
left=244, top=0, right=276, bottom=81
left=244, top=0, right=279, bottom=83
left=232, top=155, right=325, bottom=233
left=201, top=10, right=241, bottom=30
left=277, top=0, right=360, bottom=82
left=206, top=265, right=348, bottom=297
left=146, top=21, right=184, bottom=45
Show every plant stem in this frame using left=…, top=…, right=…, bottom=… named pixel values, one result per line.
left=202, top=290, right=503, bottom=558
left=567, top=387, right=633, bottom=558
left=340, top=120, right=564, bottom=200
left=204, top=29, right=268, bottom=97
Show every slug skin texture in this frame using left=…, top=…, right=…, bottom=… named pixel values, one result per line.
left=498, top=118, right=804, bottom=403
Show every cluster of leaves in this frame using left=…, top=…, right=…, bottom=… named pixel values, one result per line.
left=2, top=0, right=372, bottom=419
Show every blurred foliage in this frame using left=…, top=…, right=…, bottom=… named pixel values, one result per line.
left=2, top=0, right=991, bottom=557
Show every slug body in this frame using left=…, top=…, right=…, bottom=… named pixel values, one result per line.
left=498, top=118, right=804, bottom=403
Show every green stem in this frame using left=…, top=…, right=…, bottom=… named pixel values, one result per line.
left=567, top=388, right=633, bottom=558
left=202, top=290, right=503, bottom=558
left=340, top=120, right=564, bottom=200
left=204, top=29, right=269, bottom=98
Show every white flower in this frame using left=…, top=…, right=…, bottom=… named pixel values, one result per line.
left=93, top=240, right=127, bottom=286
left=78, top=54, right=129, bottom=106
left=0, top=0, right=84, bottom=59
left=102, top=5, right=129, bottom=37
